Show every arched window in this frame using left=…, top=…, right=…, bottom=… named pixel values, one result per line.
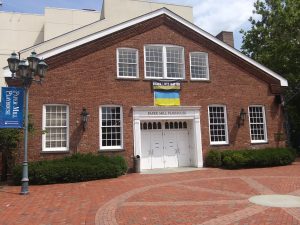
left=153, top=122, right=157, bottom=129
left=174, top=122, right=178, bottom=129
left=143, top=122, right=147, bottom=130
left=165, top=122, right=169, bottom=129
left=158, top=122, right=162, bottom=129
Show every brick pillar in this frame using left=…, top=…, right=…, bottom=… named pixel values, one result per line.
left=216, top=31, right=234, bottom=48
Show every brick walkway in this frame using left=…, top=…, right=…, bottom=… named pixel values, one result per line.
left=0, top=162, right=300, bottom=225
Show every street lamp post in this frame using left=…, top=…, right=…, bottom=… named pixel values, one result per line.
left=7, top=51, right=48, bottom=195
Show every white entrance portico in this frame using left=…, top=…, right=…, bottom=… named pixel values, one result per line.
left=133, top=106, right=203, bottom=170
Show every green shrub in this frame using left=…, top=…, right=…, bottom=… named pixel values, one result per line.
left=205, top=150, right=222, bottom=167
left=205, top=148, right=296, bottom=169
left=220, top=148, right=295, bottom=169
left=222, top=152, right=250, bottom=169
left=111, top=155, right=128, bottom=174
left=12, top=153, right=127, bottom=185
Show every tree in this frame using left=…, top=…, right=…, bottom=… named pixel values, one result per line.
left=0, top=115, right=34, bottom=181
left=0, top=129, right=21, bottom=181
left=241, top=0, right=300, bottom=150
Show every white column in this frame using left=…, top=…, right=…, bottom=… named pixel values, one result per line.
left=194, top=113, right=203, bottom=167
left=133, top=118, right=142, bottom=157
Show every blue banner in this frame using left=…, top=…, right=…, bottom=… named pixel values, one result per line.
left=0, top=87, right=24, bottom=128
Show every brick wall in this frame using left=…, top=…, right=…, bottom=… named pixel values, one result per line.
left=22, top=23, right=285, bottom=168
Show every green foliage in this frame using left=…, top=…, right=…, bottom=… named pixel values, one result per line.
left=12, top=153, right=128, bottom=185
left=0, top=129, right=21, bottom=150
left=205, top=148, right=295, bottom=169
left=240, top=0, right=300, bottom=148
left=205, top=150, right=222, bottom=167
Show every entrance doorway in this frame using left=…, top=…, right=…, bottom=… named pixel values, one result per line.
left=140, top=121, right=191, bottom=169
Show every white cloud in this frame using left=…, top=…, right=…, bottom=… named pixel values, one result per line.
left=152, top=0, right=257, bottom=48
left=193, top=0, right=256, bottom=35
left=154, top=0, right=256, bottom=34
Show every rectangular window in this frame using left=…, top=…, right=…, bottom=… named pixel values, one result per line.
left=43, top=105, right=69, bottom=151
left=117, top=48, right=138, bottom=78
left=144, top=45, right=184, bottom=79
left=208, top=105, right=228, bottom=145
left=100, top=106, right=123, bottom=150
left=248, top=106, right=267, bottom=143
left=190, top=52, right=209, bottom=80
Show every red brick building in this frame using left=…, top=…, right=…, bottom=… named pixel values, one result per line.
left=7, top=9, right=288, bottom=170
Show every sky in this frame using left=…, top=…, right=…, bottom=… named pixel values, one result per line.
left=0, top=0, right=257, bottom=50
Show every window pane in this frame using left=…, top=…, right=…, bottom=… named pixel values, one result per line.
left=145, top=45, right=184, bottom=78
left=117, top=49, right=138, bottom=77
left=166, top=47, right=184, bottom=78
left=208, top=106, right=228, bottom=144
left=44, top=105, right=68, bottom=150
left=190, top=52, right=209, bottom=79
left=249, top=106, right=266, bottom=142
left=167, top=63, right=184, bottom=78
left=145, top=46, right=163, bottom=62
left=101, top=106, right=122, bottom=148
left=146, top=62, right=163, bottom=78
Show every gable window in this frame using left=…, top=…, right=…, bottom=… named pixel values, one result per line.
left=190, top=52, right=209, bottom=80
left=248, top=106, right=267, bottom=143
left=117, top=48, right=138, bottom=78
left=144, top=45, right=184, bottom=79
left=100, top=106, right=123, bottom=150
left=42, top=105, right=69, bottom=151
left=208, top=105, right=228, bottom=145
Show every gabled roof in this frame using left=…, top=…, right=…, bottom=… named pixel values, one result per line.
left=4, top=8, right=288, bottom=87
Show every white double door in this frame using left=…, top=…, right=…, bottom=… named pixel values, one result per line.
left=140, top=121, right=191, bottom=170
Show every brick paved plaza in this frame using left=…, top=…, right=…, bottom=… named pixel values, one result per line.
left=1, top=162, right=300, bottom=225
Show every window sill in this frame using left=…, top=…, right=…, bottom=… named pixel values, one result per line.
left=41, top=150, right=70, bottom=154
left=143, top=78, right=188, bottom=82
left=116, top=77, right=140, bottom=81
left=190, top=79, right=211, bottom=83
left=210, top=143, right=229, bottom=146
left=99, top=149, right=125, bottom=152
left=251, top=141, right=269, bottom=145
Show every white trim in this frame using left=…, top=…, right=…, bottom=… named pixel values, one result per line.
left=116, top=48, right=139, bottom=79
left=42, top=104, right=69, bottom=152
left=99, top=105, right=124, bottom=150
left=144, top=44, right=185, bottom=79
left=5, top=8, right=287, bottom=86
left=189, top=52, right=210, bottom=81
left=248, top=105, right=268, bottom=144
left=208, top=105, right=229, bottom=145
left=133, top=106, right=203, bottom=168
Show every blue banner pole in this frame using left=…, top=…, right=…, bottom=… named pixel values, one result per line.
left=20, top=87, right=29, bottom=195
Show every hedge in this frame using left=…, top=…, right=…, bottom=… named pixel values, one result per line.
left=12, top=153, right=128, bottom=185
left=206, top=148, right=296, bottom=169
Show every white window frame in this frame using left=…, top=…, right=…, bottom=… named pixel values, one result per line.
left=208, top=105, right=229, bottom=145
left=248, top=105, right=268, bottom=143
left=116, top=48, right=139, bottom=78
left=189, top=52, right=209, bottom=80
left=144, top=44, right=185, bottom=79
left=99, top=105, right=123, bottom=150
left=42, top=104, right=69, bottom=152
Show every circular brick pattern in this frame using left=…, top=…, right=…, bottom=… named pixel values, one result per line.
left=249, top=195, right=300, bottom=208
left=95, top=176, right=300, bottom=225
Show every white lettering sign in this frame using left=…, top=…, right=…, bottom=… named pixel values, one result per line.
left=147, top=111, right=187, bottom=116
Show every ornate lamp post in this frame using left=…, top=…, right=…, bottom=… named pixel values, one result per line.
left=7, top=51, right=48, bottom=195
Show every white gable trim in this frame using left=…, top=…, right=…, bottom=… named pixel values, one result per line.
left=4, top=8, right=288, bottom=86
